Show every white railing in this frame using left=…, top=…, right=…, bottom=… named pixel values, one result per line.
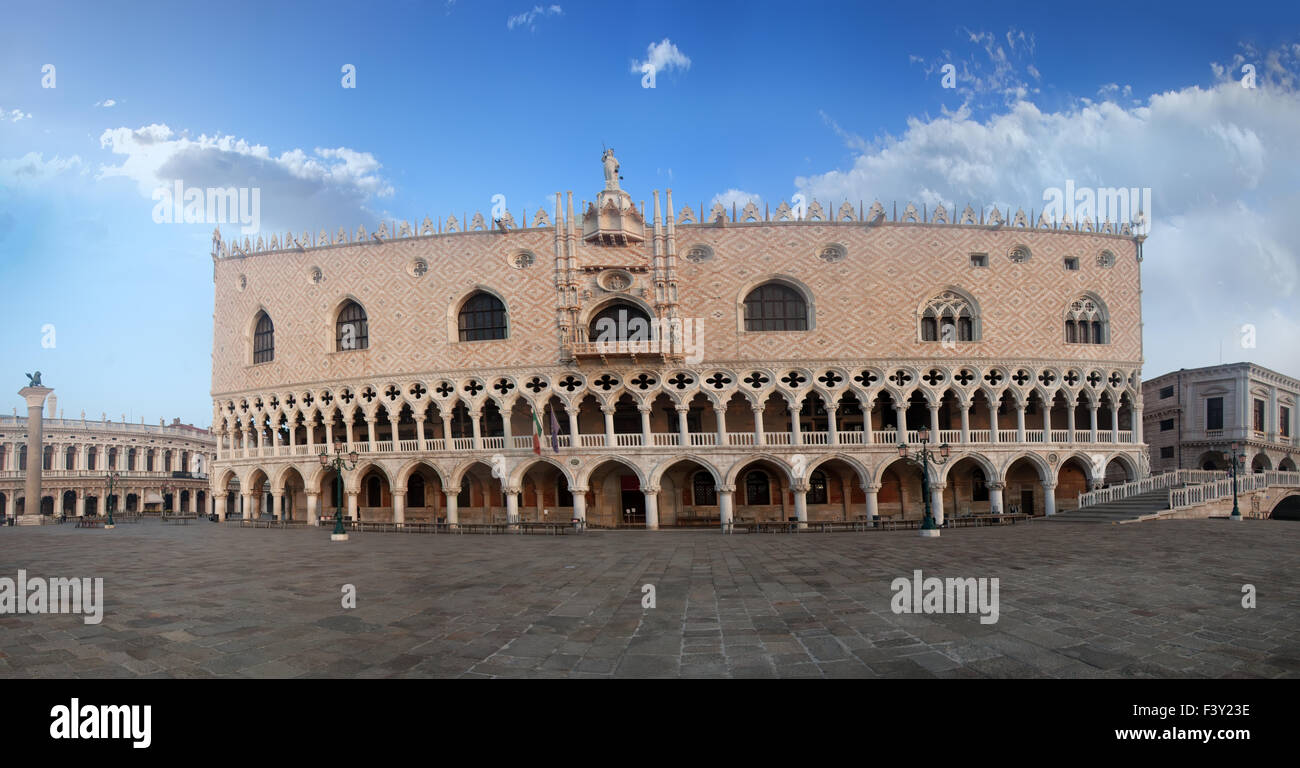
left=397, top=440, right=418, bottom=452
left=375, top=441, right=393, bottom=452
left=968, top=429, right=990, bottom=443
left=997, top=429, right=1018, bottom=442
left=803, top=431, right=829, bottom=445
left=1074, top=430, right=1093, bottom=443
left=1078, top=468, right=1231, bottom=508
left=1169, top=470, right=1300, bottom=510
left=1118, top=430, right=1134, bottom=443
left=578, top=434, right=606, bottom=448
left=481, top=437, right=505, bottom=450
left=1024, top=430, right=1045, bottom=443
left=689, top=433, right=717, bottom=447
left=1051, top=429, right=1070, bottom=442
left=839, top=431, right=864, bottom=445
left=728, top=433, right=756, bottom=447
left=615, top=433, right=643, bottom=447
left=452, top=438, right=475, bottom=451
left=423, top=438, right=446, bottom=451
left=766, top=432, right=792, bottom=446
left=905, top=430, right=922, bottom=443
left=652, top=433, right=678, bottom=446
left=938, top=430, right=961, bottom=444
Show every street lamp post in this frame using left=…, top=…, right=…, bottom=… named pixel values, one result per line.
left=897, top=428, right=950, bottom=538
left=159, top=482, right=173, bottom=518
left=1223, top=442, right=1244, bottom=521
left=319, top=440, right=359, bottom=542
left=104, top=471, right=120, bottom=529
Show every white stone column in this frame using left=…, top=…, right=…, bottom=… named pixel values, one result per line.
left=570, top=488, right=587, bottom=524
left=864, top=483, right=880, bottom=526
left=1043, top=400, right=1053, bottom=441
left=895, top=404, right=907, bottom=442
left=75, top=492, right=85, bottom=517
left=1043, top=480, right=1057, bottom=516
left=1111, top=403, right=1120, bottom=444
left=240, top=492, right=252, bottom=520
left=444, top=490, right=459, bottom=525
left=789, top=397, right=803, bottom=446
left=827, top=404, right=839, bottom=446
left=566, top=408, right=579, bottom=448
left=752, top=405, right=765, bottom=446
left=272, top=491, right=283, bottom=520
left=392, top=489, right=405, bottom=525
left=862, top=398, right=873, bottom=444
left=306, top=492, right=318, bottom=526
left=602, top=406, right=615, bottom=447
left=346, top=490, right=358, bottom=521
left=1133, top=404, right=1144, bottom=444
left=988, top=400, right=999, bottom=443
left=960, top=402, right=970, bottom=443
left=930, top=482, right=945, bottom=525
left=676, top=407, right=689, bottom=447
left=1067, top=402, right=1076, bottom=442
left=414, top=417, right=425, bottom=445
left=1089, top=403, right=1099, bottom=443
left=791, top=480, right=808, bottom=527
left=643, top=487, right=659, bottom=530
left=717, top=486, right=734, bottom=529
left=714, top=405, right=727, bottom=446
left=366, top=416, right=378, bottom=451
left=1016, top=401, right=1026, bottom=443
left=929, top=404, right=940, bottom=438
left=441, top=415, right=453, bottom=446
left=639, top=406, right=652, bottom=446
left=504, top=487, right=519, bottom=524
left=988, top=482, right=1005, bottom=514
left=324, top=420, right=334, bottom=446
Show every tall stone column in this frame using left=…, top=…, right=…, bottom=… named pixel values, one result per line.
left=643, top=487, right=659, bottom=530
left=18, top=384, right=53, bottom=525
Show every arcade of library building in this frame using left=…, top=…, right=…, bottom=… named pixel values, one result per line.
left=207, top=152, right=1149, bottom=529
left=0, top=405, right=214, bottom=519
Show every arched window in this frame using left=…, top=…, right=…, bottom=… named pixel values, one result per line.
left=367, top=475, right=382, bottom=507
left=86, top=447, right=97, bottom=471
left=589, top=302, right=652, bottom=343
left=745, top=470, right=771, bottom=505
left=1064, top=295, right=1108, bottom=344
left=253, top=311, right=275, bottom=363
left=692, top=471, right=717, bottom=506
left=458, top=292, right=507, bottom=341
left=920, top=290, right=977, bottom=342
left=407, top=474, right=425, bottom=507
left=807, top=470, right=828, bottom=505
left=42, top=446, right=53, bottom=470
left=336, top=300, right=369, bottom=351
left=743, top=283, right=808, bottom=332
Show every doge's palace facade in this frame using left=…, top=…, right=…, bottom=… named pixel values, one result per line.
left=209, top=153, right=1147, bottom=529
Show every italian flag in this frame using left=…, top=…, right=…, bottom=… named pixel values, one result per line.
left=531, top=408, right=544, bottom=455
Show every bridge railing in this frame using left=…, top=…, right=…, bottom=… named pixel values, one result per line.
left=1168, top=471, right=1300, bottom=510
left=1077, top=469, right=1227, bottom=508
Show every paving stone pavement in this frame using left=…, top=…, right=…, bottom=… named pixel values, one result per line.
left=0, top=519, right=1296, bottom=678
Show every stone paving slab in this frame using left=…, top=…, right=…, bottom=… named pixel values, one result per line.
left=0, top=519, right=1296, bottom=678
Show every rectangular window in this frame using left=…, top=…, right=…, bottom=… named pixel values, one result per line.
left=1159, top=385, right=1174, bottom=399
left=1159, top=418, right=1174, bottom=432
left=1254, top=399, right=1266, bottom=433
left=1064, top=257, right=1079, bottom=271
left=1282, top=406, right=1291, bottom=438
left=1206, top=397, right=1223, bottom=431
left=1160, top=446, right=1174, bottom=459
left=969, top=253, right=988, bottom=267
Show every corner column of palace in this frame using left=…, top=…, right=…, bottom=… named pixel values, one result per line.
left=18, top=385, right=53, bottom=524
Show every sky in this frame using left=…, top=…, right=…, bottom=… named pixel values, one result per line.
left=2, top=0, right=1299, bottom=428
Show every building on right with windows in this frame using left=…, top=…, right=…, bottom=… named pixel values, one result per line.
left=1143, top=363, right=1299, bottom=474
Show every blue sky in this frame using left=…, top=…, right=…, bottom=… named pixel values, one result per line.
left=2, top=0, right=1299, bottom=427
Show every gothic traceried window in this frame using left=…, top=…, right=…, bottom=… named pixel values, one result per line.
left=1064, top=295, right=1108, bottom=344
left=920, top=290, right=977, bottom=342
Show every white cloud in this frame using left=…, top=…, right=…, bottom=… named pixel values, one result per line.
left=95, top=123, right=395, bottom=232
left=94, top=99, right=117, bottom=108
left=910, top=26, right=1040, bottom=111
left=0, top=152, right=84, bottom=181
left=711, top=189, right=761, bottom=212
left=631, top=39, right=691, bottom=76
left=801, top=42, right=1300, bottom=378
left=2, top=108, right=33, bottom=123
left=507, top=5, right=562, bottom=31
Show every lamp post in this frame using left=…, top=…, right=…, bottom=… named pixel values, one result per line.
left=1223, top=442, right=1244, bottom=522
left=319, top=440, right=358, bottom=541
left=897, top=428, right=950, bottom=538
left=104, top=471, right=121, bottom=528
left=159, top=482, right=173, bottom=518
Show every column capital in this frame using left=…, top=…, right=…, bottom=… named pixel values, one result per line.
left=641, top=485, right=661, bottom=494
left=502, top=486, right=521, bottom=495
left=1040, top=480, right=1058, bottom=489
left=637, top=404, right=652, bottom=413
left=569, top=485, right=590, bottom=494
left=790, top=480, right=809, bottom=493
left=391, top=488, right=406, bottom=497
left=443, top=489, right=458, bottom=498
left=987, top=481, right=1006, bottom=490
left=714, top=484, right=735, bottom=493
left=861, top=482, right=882, bottom=493
left=600, top=404, right=616, bottom=414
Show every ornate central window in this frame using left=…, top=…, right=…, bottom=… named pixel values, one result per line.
left=919, top=289, right=978, bottom=342
left=458, top=292, right=508, bottom=341
left=1064, top=294, right=1108, bottom=344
